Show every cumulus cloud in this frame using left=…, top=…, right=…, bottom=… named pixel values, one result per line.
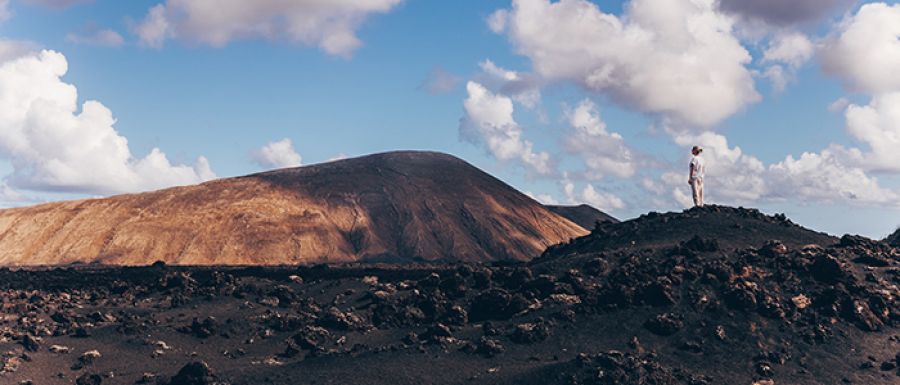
left=817, top=4, right=900, bottom=175
left=66, top=27, right=124, bottom=47
left=842, top=93, right=900, bottom=173
left=667, top=130, right=767, bottom=203
left=562, top=180, right=625, bottom=210
left=760, top=33, right=813, bottom=93
left=563, top=99, right=635, bottom=179
left=718, top=0, right=854, bottom=26
left=475, top=60, right=541, bottom=108
left=0, top=50, right=215, bottom=194
left=763, top=33, right=814, bottom=67
left=820, top=3, right=900, bottom=94
left=651, top=129, right=900, bottom=207
left=419, top=66, right=461, bottom=95
left=253, top=138, right=302, bottom=169
left=492, top=0, right=759, bottom=127
left=460, top=81, right=553, bottom=176
left=768, top=149, right=899, bottom=205
left=135, top=0, right=403, bottom=57
left=487, top=8, right=508, bottom=33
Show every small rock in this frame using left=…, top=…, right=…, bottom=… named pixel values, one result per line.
left=645, top=313, right=683, bottom=336
left=167, top=361, right=217, bottom=385
left=510, top=320, right=551, bottom=344
left=75, top=373, right=102, bottom=385
left=791, top=294, right=811, bottom=310
left=21, top=335, right=41, bottom=352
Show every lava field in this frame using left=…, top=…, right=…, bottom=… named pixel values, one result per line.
left=0, top=206, right=898, bottom=385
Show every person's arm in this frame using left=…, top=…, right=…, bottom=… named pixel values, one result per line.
left=688, top=161, right=695, bottom=184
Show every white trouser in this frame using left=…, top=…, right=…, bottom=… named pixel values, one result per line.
left=691, top=178, right=704, bottom=207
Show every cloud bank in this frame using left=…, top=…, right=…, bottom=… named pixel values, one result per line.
left=0, top=50, right=215, bottom=195
left=490, top=0, right=760, bottom=128
left=135, top=0, right=404, bottom=57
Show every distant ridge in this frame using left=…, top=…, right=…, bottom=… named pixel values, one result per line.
left=0, top=151, right=587, bottom=265
left=546, top=204, right=619, bottom=230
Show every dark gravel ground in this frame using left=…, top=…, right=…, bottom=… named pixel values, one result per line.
left=1, top=206, right=898, bottom=385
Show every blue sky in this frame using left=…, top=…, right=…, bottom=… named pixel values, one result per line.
left=0, top=0, right=899, bottom=239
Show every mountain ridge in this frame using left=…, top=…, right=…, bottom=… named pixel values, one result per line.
left=0, top=151, right=587, bottom=265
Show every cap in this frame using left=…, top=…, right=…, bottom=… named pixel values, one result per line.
left=692, top=146, right=703, bottom=153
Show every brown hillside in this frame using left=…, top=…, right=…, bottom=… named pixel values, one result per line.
left=546, top=204, right=619, bottom=229
left=0, top=151, right=587, bottom=265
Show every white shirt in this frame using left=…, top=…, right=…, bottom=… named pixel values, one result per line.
left=690, top=155, right=705, bottom=181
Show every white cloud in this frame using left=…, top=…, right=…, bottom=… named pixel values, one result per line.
left=641, top=178, right=665, bottom=195
left=761, top=65, right=788, bottom=93
left=420, top=66, right=460, bottom=94
left=842, top=93, right=900, bottom=173
left=563, top=99, right=635, bottom=179
left=476, top=59, right=541, bottom=108
left=460, top=81, right=552, bottom=176
left=66, top=28, right=125, bottom=47
left=487, top=9, right=508, bottom=33
left=581, top=184, right=625, bottom=210
left=763, top=33, right=814, bottom=67
left=668, top=130, right=767, bottom=203
left=562, top=180, right=624, bottom=210
left=652, top=129, right=900, bottom=207
left=820, top=3, right=900, bottom=94
left=762, top=32, right=815, bottom=91
left=524, top=191, right=559, bottom=205
left=828, top=97, right=850, bottom=113
left=135, top=0, right=403, bottom=57
left=768, top=149, right=899, bottom=205
left=134, top=4, right=172, bottom=49
left=0, top=50, right=215, bottom=195
left=253, top=138, right=302, bottom=169
left=494, top=0, right=759, bottom=127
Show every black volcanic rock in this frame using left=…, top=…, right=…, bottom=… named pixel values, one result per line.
left=0, top=207, right=896, bottom=385
left=546, top=204, right=619, bottom=230
left=538, top=205, right=837, bottom=263
left=564, top=351, right=708, bottom=385
left=166, top=361, right=218, bottom=385
left=886, top=228, right=900, bottom=247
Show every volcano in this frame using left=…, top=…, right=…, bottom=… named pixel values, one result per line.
left=0, top=151, right=586, bottom=265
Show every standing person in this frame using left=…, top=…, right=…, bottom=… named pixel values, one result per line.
left=688, top=146, right=705, bottom=207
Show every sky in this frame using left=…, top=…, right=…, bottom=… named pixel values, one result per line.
left=0, top=0, right=899, bottom=239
